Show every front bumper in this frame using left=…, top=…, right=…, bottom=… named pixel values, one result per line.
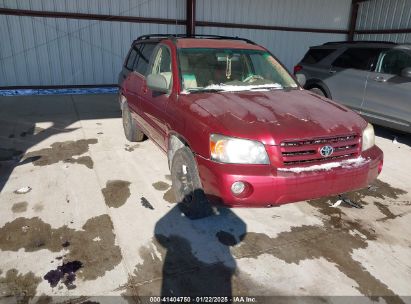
left=196, top=145, right=383, bottom=207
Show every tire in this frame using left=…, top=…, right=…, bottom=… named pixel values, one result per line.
left=122, top=103, right=145, bottom=142
left=309, top=87, right=326, bottom=97
left=171, top=147, right=213, bottom=219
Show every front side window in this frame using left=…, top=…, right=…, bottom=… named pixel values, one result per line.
left=376, top=50, right=411, bottom=75
left=333, top=48, right=384, bottom=71
left=149, top=45, right=172, bottom=90
left=134, top=43, right=157, bottom=75
left=178, top=48, right=297, bottom=92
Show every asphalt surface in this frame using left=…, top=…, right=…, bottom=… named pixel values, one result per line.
left=0, top=94, right=410, bottom=304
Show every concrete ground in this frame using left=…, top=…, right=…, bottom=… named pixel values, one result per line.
left=0, top=93, right=410, bottom=304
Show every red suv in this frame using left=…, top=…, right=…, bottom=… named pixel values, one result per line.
left=119, top=34, right=383, bottom=216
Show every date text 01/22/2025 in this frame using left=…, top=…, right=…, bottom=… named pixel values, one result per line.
left=149, top=296, right=257, bottom=303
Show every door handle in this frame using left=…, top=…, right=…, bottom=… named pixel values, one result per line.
left=329, top=70, right=337, bottom=74
left=374, top=76, right=386, bottom=82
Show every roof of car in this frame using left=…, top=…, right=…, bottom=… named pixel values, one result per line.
left=134, top=34, right=265, bottom=50
left=312, top=41, right=402, bottom=49
left=175, top=38, right=265, bottom=50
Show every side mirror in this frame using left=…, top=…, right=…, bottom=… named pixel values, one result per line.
left=401, top=67, right=411, bottom=78
left=295, top=73, right=306, bottom=87
left=147, top=74, right=169, bottom=93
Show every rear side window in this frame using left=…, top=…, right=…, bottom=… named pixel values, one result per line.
left=302, top=48, right=336, bottom=64
left=332, top=48, right=383, bottom=70
left=125, top=48, right=138, bottom=70
left=134, top=43, right=157, bottom=75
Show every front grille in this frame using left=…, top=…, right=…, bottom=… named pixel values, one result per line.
left=280, top=134, right=360, bottom=166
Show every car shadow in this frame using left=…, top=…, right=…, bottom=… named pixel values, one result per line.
left=374, top=125, right=411, bottom=147
left=154, top=192, right=247, bottom=297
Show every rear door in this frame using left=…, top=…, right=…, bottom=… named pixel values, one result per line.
left=125, top=42, right=157, bottom=121
left=324, top=47, right=383, bottom=111
left=361, top=49, right=411, bottom=130
left=139, top=44, right=173, bottom=151
left=298, top=47, right=337, bottom=83
left=119, top=47, right=138, bottom=86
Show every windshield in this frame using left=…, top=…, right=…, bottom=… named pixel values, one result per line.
left=178, top=48, right=298, bottom=92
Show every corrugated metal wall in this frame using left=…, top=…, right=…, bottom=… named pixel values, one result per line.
left=1, top=0, right=353, bottom=87
left=0, top=0, right=185, bottom=87
left=197, top=0, right=351, bottom=30
left=197, top=0, right=351, bottom=72
left=355, top=0, right=411, bottom=43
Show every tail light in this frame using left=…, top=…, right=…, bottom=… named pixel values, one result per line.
left=294, top=65, right=303, bottom=74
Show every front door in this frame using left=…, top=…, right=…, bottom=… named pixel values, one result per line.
left=139, top=45, right=173, bottom=151
left=324, top=47, right=383, bottom=112
left=362, top=49, right=411, bottom=130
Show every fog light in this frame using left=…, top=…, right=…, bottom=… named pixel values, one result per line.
left=231, top=181, right=245, bottom=195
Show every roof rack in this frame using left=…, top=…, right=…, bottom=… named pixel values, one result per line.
left=135, top=34, right=257, bottom=45
left=323, top=40, right=397, bottom=45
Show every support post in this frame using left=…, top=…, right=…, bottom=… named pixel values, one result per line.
left=186, top=0, right=196, bottom=36
left=348, top=0, right=360, bottom=41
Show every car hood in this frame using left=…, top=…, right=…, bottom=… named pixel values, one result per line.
left=181, top=89, right=367, bottom=145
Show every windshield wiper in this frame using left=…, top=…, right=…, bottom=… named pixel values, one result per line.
left=186, top=88, right=224, bottom=93
left=248, top=85, right=283, bottom=91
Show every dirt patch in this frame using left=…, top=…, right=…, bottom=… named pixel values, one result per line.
left=374, top=202, right=405, bottom=222
left=151, top=181, right=175, bottom=203
left=33, top=203, right=44, bottom=212
left=24, top=139, right=97, bottom=169
left=163, top=189, right=175, bottom=204
left=233, top=221, right=402, bottom=303
left=0, top=269, right=41, bottom=302
left=152, top=181, right=170, bottom=191
left=102, top=180, right=131, bottom=208
left=229, top=180, right=406, bottom=303
left=0, top=215, right=122, bottom=281
left=125, top=144, right=140, bottom=152
left=11, top=202, right=28, bottom=213
left=64, top=156, right=94, bottom=169
left=309, top=179, right=407, bottom=208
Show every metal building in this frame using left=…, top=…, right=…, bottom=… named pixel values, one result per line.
left=0, top=0, right=410, bottom=88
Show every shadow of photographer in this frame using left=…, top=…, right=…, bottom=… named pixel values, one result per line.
left=154, top=189, right=247, bottom=297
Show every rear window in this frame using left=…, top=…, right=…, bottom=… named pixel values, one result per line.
left=301, top=48, right=336, bottom=64
left=332, top=48, right=384, bottom=70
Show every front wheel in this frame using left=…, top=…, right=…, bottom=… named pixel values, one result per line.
left=171, top=147, right=213, bottom=219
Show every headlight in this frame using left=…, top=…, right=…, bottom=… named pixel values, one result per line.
left=210, top=134, right=269, bottom=164
left=362, top=123, right=375, bottom=151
